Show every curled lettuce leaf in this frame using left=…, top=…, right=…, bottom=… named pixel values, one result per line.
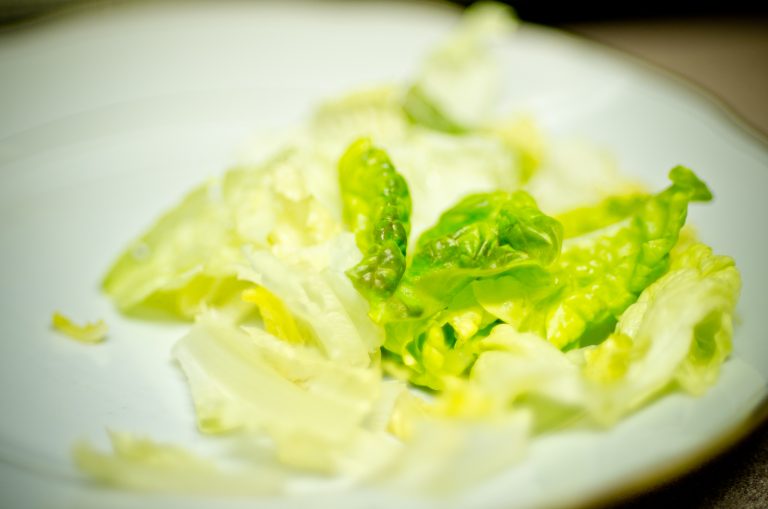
left=554, top=194, right=648, bottom=239
left=377, top=190, right=563, bottom=388
left=339, top=138, right=412, bottom=303
left=393, top=190, right=561, bottom=317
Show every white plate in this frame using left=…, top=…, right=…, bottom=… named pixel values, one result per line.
left=1, top=2, right=767, bottom=509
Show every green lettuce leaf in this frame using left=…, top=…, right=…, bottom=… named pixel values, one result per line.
left=377, top=190, right=563, bottom=388
left=478, top=166, right=713, bottom=349
left=339, top=138, right=412, bottom=303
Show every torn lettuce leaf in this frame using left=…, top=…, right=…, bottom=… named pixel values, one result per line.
left=311, top=86, right=410, bottom=148
left=390, top=190, right=562, bottom=318
left=581, top=241, right=740, bottom=423
left=238, top=244, right=378, bottom=365
left=484, top=115, right=547, bottom=184
left=470, top=325, right=584, bottom=408
left=171, top=309, right=471, bottom=482
left=241, top=286, right=308, bottom=345
left=478, top=166, right=713, bottom=350
left=173, top=311, right=380, bottom=452
left=544, top=165, right=712, bottom=349
left=102, top=152, right=341, bottom=320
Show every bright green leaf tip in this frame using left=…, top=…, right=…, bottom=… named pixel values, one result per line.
left=669, top=165, right=713, bottom=202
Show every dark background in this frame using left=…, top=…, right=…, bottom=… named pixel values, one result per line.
left=0, top=0, right=767, bottom=25
left=455, top=0, right=768, bottom=23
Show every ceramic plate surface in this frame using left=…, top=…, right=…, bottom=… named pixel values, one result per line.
left=1, top=2, right=767, bottom=509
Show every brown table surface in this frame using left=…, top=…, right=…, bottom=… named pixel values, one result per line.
left=566, top=16, right=768, bottom=509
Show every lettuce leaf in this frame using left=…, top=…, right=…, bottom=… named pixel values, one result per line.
left=375, top=190, right=562, bottom=388
left=403, top=2, right=517, bottom=131
left=339, top=139, right=412, bottom=303
left=173, top=311, right=381, bottom=467
left=581, top=241, right=740, bottom=422
left=238, top=243, right=378, bottom=366
left=74, top=431, right=283, bottom=494
left=471, top=325, right=584, bottom=407
left=478, top=166, right=713, bottom=350
left=524, top=138, right=644, bottom=215
left=73, top=430, right=301, bottom=495
left=102, top=153, right=341, bottom=319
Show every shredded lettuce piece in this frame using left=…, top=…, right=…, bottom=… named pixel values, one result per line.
left=403, top=2, right=517, bottom=131
left=471, top=325, right=584, bottom=407
left=172, top=309, right=416, bottom=478
left=173, top=311, right=379, bottom=439
left=102, top=153, right=341, bottom=320
left=374, top=409, right=531, bottom=493
left=74, top=431, right=284, bottom=494
left=51, top=312, right=107, bottom=343
left=312, top=86, right=409, bottom=148
left=238, top=246, right=378, bottom=365
left=241, top=286, right=307, bottom=344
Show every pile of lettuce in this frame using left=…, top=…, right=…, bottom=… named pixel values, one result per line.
left=76, top=4, right=740, bottom=494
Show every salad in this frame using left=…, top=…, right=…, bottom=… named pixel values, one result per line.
left=70, top=3, right=740, bottom=495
